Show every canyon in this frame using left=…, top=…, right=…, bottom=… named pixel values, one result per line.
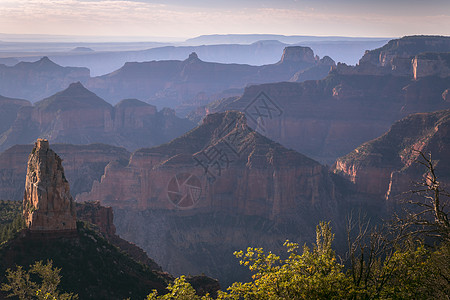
left=194, top=36, right=450, bottom=164
left=76, top=111, right=344, bottom=285
left=0, top=35, right=449, bottom=290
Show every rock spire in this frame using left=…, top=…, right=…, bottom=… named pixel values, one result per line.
left=23, top=139, right=77, bottom=231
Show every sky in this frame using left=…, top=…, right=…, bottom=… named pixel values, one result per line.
left=0, top=0, right=449, bottom=40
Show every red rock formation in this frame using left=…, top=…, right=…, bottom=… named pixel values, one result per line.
left=206, top=58, right=450, bottom=164
left=413, top=53, right=450, bottom=79
left=78, top=111, right=337, bottom=221
left=76, top=201, right=116, bottom=235
left=75, top=201, right=164, bottom=271
left=0, top=143, right=130, bottom=201
left=23, top=139, right=77, bottom=231
left=77, top=111, right=340, bottom=285
left=333, top=109, right=450, bottom=203
left=443, top=89, right=450, bottom=102
left=114, top=99, right=157, bottom=130
left=333, top=36, right=450, bottom=78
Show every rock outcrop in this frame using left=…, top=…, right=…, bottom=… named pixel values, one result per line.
left=279, top=46, right=315, bottom=64
left=333, top=109, right=450, bottom=204
left=0, top=143, right=130, bottom=201
left=23, top=139, right=77, bottom=231
left=413, top=52, right=450, bottom=79
left=360, top=35, right=450, bottom=68
left=334, top=36, right=450, bottom=78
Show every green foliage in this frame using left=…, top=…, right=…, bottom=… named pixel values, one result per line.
left=216, top=222, right=354, bottom=300
left=149, top=222, right=450, bottom=300
left=1, top=260, right=78, bottom=299
left=0, top=200, right=25, bottom=244
left=146, top=276, right=212, bottom=300
left=0, top=200, right=22, bottom=225
left=0, top=221, right=170, bottom=299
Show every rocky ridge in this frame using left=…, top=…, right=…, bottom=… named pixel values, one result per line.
left=200, top=74, right=450, bottom=164
left=86, top=46, right=334, bottom=107
left=0, top=57, right=90, bottom=101
left=333, top=109, right=450, bottom=203
left=335, top=36, right=450, bottom=78
left=0, top=82, right=194, bottom=152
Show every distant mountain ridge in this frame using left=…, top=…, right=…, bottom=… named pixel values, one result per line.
left=0, top=57, right=90, bottom=101
left=184, top=34, right=389, bottom=45
left=86, top=46, right=335, bottom=108
left=0, top=46, right=335, bottom=112
left=0, top=82, right=194, bottom=152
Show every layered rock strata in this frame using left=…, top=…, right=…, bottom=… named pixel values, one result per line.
left=333, top=109, right=450, bottom=203
left=23, top=139, right=77, bottom=231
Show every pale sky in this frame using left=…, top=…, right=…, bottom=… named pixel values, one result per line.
left=0, top=0, right=449, bottom=39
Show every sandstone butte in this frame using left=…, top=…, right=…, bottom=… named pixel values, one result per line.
left=23, top=138, right=77, bottom=231
left=77, top=111, right=338, bottom=222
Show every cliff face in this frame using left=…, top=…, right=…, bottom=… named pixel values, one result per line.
left=333, top=110, right=450, bottom=203
left=0, top=95, right=31, bottom=134
left=207, top=73, right=450, bottom=164
left=329, top=36, right=450, bottom=78
left=0, top=82, right=195, bottom=152
left=78, top=111, right=337, bottom=220
left=280, top=46, right=315, bottom=64
left=359, top=35, right=450, bottom=68
left=0, top=57, right=90, bottom=101
left=77, top=111, right=341, bottom=285
left=0, top=143, right=130, bottom=201
left=413, top=52, right=450, bottom=79
left=23, top=139, right=77, bottom=231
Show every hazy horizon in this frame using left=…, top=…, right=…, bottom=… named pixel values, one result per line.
left=0, top=0, right=448, bottom=40
left=0, top=32, right=393, bottom=44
